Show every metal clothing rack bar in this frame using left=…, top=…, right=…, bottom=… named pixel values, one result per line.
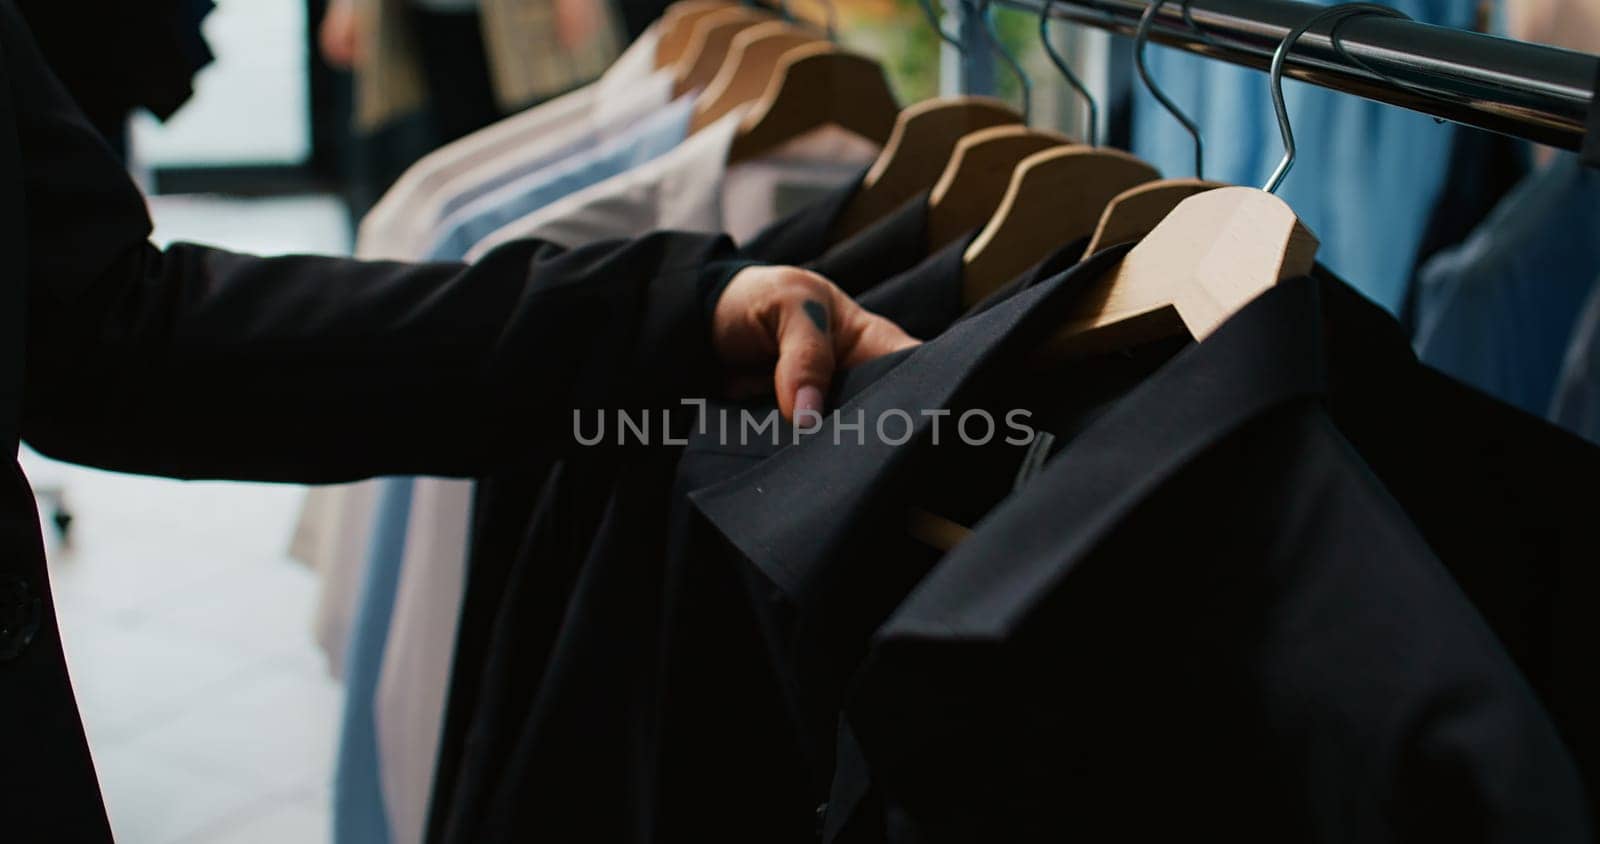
left=964, top=0, right=1598, bottom=152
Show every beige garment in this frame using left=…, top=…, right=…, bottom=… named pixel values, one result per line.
left=292, top=481, right=382, bottom=678
left=353, top=0, right=623, bottom=132
left=467, top=109, right=880, bottom=256
left=357, top=24, right=664, bottom=260
left=371, top=114, right=875, bottom=844
left=376, top=478, right=473, bottom=844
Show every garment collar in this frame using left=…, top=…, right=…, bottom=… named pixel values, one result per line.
left=693, top=245, right=1335, bottom=617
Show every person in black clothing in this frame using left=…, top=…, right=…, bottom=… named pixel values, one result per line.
left=0, top=4, right=914, bottom=840
left=12, top=0, right=214, bottom=160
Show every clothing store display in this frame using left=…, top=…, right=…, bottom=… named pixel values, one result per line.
left=9, top=0, right=1597, bottom=840
left=429, top=201, right=1106, bottom=842
left=419, top=140, right=882, bottom=844
left=692, top=250, right=1597, bottom=841
left=335, top=75, right=873, bottom=844
left=1412, top=154, right=1600, bottom=418
left=298, top=27, right=671, bottom=652
left=340, top=92, right=693, bottom=844
left=348, top=88, right=692, bottom=844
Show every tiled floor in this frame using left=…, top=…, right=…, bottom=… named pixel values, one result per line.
left=24, top=193, right=353, bottom=844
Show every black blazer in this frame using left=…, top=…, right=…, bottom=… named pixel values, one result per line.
left=0, top=3, right=740, bottom=838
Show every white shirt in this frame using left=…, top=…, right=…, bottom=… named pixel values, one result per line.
left=467, top=108, right=879, bottom=257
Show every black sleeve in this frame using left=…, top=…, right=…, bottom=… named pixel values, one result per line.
left=3, top=2, right=738, bottom=484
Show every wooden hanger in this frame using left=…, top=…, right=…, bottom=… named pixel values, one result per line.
left=912, top=189, right=1316, bottom=553
left=1082, top=179, right=1226, bottom=257
left=924, top=126, right=1073, bottom=252
left=654, top=1, right=739, bottom=70
left=690, top=23, right=825, bottom=132
left=1045, top=186, right=1317, bottom=359
left=672, top=6, right=776, bottom=98
left=962, top=147, right=1160, bottom=304
left=728, top=43, right=900, bottom=164
left=830, top=97, right=1023, bottom=240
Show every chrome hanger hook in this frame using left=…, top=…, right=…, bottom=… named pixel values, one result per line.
left=1264, top=3, right=1407, bottom=194
left=917, top=0, right=964, bottom=54
left=1038, top=0, right=1097, bottom=145
left=1134, top=0, right=1203, bottom=178
left=978, top=0, right=1032, bottom=122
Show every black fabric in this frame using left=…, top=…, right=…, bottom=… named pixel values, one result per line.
left=808, top=192, right=933, bottom=297
left=0, top=4, right=743, bottom=836
left=423, top=183, right=866, bottom=843
left=13, top=0, right=212, bottom=146
left=737, top=169, right=865, bottom=268
left=412, top=7, right=503, bottom=145
left=429, top=200, right=980, bottom=844
left=433, top=211, right=1103, bottom=843
left=693, top=248, right=1599, bottom=841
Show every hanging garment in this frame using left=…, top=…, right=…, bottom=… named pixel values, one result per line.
left=427, top=214, right=1097, bottom=843
left=1398, top=123, right=1530, bottom=332
left=1411, top=153, right=1600, bottom=419
left=1551, top=274, right=1600, bottom=443
left=338, top=94, right=701, bottom=844
left=418, top=172, right=868, bottom=844
left=423, top=95, right=696, bottom=259
left=692, top=247, right=1598, bottom=841
left=1129, top=0, right=1477, bottom=311
left=294, top=24, right=673, bottom=676
left=410, top=126, right=879, bottom=844
left=464, top=107, right=880, bottom=257
left=358, top=90, right=692, bottom=844
left=293, top=479, right=382, bottom=678
left=334, top=478, right=416, bottom=844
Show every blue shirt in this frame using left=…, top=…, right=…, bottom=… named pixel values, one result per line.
left=425, top=96, right=694, bottom=260
left=1412, top=155, right=1600, bottom=419
left=333, top=478, right=414, bottom=844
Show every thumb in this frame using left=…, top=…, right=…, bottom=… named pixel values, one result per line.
left=774, top=298, right=836, bottom=426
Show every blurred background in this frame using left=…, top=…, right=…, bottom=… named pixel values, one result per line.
left=15, top=0, right=1595, bottom=841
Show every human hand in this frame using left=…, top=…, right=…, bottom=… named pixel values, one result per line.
left=319, top=0, right=361, bottom=70
left=713, top=266, right=921, bottom=423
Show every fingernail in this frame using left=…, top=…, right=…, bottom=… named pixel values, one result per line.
left=795, top=385, right=825, bottom=419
